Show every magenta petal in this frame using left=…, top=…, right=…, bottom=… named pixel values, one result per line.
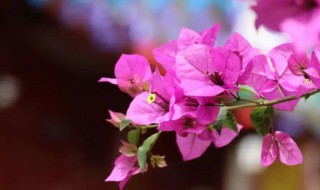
left=105, top=155, right=136, bottom=182
left=261, top=134, right=278, bottom=167
left=180, top=79, right=225, bottom=97
left=152, top=40, right=178, bottom=71
left=296, top=83, right=316, bottom=97
left=223, top=51, right=241, bottom=89
left=176, top=133, right=211, bottom=161
left=288, top=54, right=309, bottom=76
left=200, top=23, right=220, bottom=46
left=305, top=67, right=320, bottom=87
left=262, top=82, right=298, bottom=111
left=119, top=175, right=132, bottom=190
left=180, top=44, right=215, bottom=74
left=246, top=55, right=272, bottom=92
left=197, top=105, right=219, bottom=125
left=178, top=28, right=200, bottom=49
left=211, top=124, right=242, bottom=148
left=158, top=119, right=181, bottom=132
left=151, top=69, right=172, bottom=100
left=184, top=124, right=206, bottom=134
left=98, top=77, right=117, bottom=84
left=251, top=0, right=298, bottom=31
left=279, top=69, right=304, bottom=91
left=274, top=131, right=303, bottom=166
left=115, top=54, right=152, bottom=96
left=280, top=10, right=320, bottom=53
left=126, top=92, right=166, bottom=125
left=105, top=166, right=130, bottom=182
left=268, top=43, right=293, bottom=77
left=225, top=32, right=259, bottom=84
left=175, top=52, right=205, bottom=81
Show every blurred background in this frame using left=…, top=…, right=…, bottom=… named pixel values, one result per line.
left=0, top=0, right=320, bottom=189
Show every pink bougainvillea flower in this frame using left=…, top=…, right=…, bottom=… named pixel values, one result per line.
left=176, top=132, right=211, bottom=161
left=169, top=94, right=220, bottom=125
left=176, top=44, right=241, bottom=96
left=225, top=32, right=259, bottom=84
left=106, top=110, right=126, bottom=128
left=307, top=47, right=320, bottom=87
left=288, top=46, right=320, bottom=88
left=199, top=124, right=243, bottom=148
left=261, top=131, right=303, bottom=166
left=152, top=24, right=220, bottom=71
left=105, top=154, right=142, bottom=190
left=246, top=44, right=305, bottom=111
left=126, top=91, right=168, bottom=125
left=99, top=54, right=152, bottom=97
left=176, top=124, right=242, bottom=161
left=252, top=0, right=320, bottom=52
left=126, top=70, right=180, bottom=125
left=158, top=116, right=206, bottom=136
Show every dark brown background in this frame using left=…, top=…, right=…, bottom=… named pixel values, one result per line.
left=0, top=1, right=230, bottom=189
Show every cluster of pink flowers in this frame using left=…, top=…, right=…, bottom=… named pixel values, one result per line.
left=100, top=23, right=320, bottom=189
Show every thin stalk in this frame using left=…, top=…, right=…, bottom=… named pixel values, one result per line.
left=227, top=89, right=320, bottom=110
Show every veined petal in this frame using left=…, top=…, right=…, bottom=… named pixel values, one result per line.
left=268, top=43, right=293, bottom=77
left=179, top=44, right=215, bottom=74
left=126, top=92, right=167, bottom=125
left=274, top=131, right=303, bottom=166
left=223, top=50, right=241, bottom=89
left=176, top=52, right=205, bottom=81
left=180, top=79, right=225, bottom=97
left=152, top=40, right=178, bottom=71
left=246, top=55, right=273, bottom=92
left=105, top=155, right=136, bottom=182
left=115, top=54, right=152, bottom=96
left=197, top=105, right=219, bottom=125
left=178, top=28, right=200, bottom=49
left=200, top=23, right=220, bottom=46
left=176, top=133, right=211, bottom=161
left=261, top=133, right=278, bottom=167
left=211, top=124, right=242, bottom=148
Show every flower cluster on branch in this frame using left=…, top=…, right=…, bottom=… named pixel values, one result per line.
left=100, top=1, right=320, bottom=189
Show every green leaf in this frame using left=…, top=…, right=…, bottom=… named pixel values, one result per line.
left=223, top=112, right=238, bottom=132
left=250, top=106, right=274, bottom=136
left=120, top=119, right=131, bottom=131
left=128, top=129, right=140, bottom=145
left=137, top=132, right=161, bottom=172
left=213, top=106, right=227, bottom=134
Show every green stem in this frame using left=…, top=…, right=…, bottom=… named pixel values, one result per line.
left=227, top=89, right=320, bottom=111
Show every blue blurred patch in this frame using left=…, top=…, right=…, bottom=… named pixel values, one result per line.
left=27, top=0, right=52, bottom=7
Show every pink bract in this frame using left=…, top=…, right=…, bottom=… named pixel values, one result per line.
left=247, top=44, right=305, bottom=111
left=152, top=24, right=220, bottom=71
left=261, top=131, right=303, bottom=166
left=99, top=54, right=152, bottom=97
left=105, top=154, right=142, bottom=190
